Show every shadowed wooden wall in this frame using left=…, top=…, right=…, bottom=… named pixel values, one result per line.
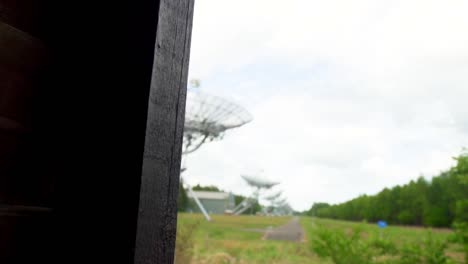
left=0, top=0, right=193, bottom=263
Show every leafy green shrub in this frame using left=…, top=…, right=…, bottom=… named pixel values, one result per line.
left=398, top=231, right=453, bottom=264
left=451, top=222, right=468, bottom=263
left=398, top=243, right=423, bottom=264
left=422, top=232, right=452, bottom=264
left=368, top=236, right=398, bottom=256
left=310, top=225, right=376, bottom=264
left=310, top=224, right=457, bottom=264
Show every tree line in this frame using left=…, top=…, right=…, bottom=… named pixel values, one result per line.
left=306, top=153, right=468, bottom=228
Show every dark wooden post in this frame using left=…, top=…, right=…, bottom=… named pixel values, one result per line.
left=134, top=0, right=194, bottom=263
left=1, top=1, right=54, bottom=262
left=0, top=0, right=194, bottom=263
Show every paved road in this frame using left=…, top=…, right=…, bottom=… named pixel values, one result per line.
left=263, top=217, right=305, bottom=242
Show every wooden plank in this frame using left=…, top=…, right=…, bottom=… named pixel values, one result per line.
left=134, top=0, right=194, bottom=263
left=0, top=210, right=53, bottom=263
left=0, top=21, right=46, bottom=74
left=0, top=0, right=53, bottom=261
left=0, top=20, right=47, bottom=207
left=0, top=0, right=46, bottom=37
left=0, top=20, right=46, bottom=125
left=0, top=65, right=33, bottom=123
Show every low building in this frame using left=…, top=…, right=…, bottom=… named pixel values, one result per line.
left=187, top=191, right=235, bottom=214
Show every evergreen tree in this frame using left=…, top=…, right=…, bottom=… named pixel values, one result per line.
left=313, top=153, right=468, bottom=228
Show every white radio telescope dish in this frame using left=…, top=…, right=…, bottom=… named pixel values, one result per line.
left=181, top=87, right=252, bottom=221
left=231, top=174, right=279, bottom=215
left=241, top=174, right=279, bottom=189
left=264, top=190, right=283, bottom=201
left=183, top=90, right=252, bottom=154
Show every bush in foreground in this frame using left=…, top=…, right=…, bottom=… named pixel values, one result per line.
left=310, top=223, right=457, bottom=264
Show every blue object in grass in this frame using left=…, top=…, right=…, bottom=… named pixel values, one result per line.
left=377, top=220, right=387, bottom=228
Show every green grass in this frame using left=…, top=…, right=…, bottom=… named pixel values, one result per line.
left=176, top=213, right=323, bottom=264
left=301, top=218, right=454, bottom=245
left=176, top=214, right=465, bottom=264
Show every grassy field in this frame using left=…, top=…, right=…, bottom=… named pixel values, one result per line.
left=175, top=213, right=466, bottom=264
left=176, top=213, right=320, bottom=264
left=301, top=217, right=453, bottom=245
left=301, top=218, right=465, bottom=263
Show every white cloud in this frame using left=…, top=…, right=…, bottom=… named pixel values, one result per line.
left=185, top=0, right=468, bottom=211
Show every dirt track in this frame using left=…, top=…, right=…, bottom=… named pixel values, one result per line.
left=263, top=217, right=304, bottom=242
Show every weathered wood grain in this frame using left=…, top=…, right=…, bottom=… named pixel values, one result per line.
left=134, top=0, right=194, bottom=263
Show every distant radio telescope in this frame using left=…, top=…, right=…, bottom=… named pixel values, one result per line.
left=241, top=174, right=279, bottom=189
left=231, top=173, right=280, bottom=215
left=182, top=83, right=252, bottom=221
left=264, top=190, right=283, bottom=201
left=183, top=89, right=252, bottom=154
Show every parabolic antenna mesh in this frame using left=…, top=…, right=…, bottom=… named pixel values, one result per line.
left=241, top=174, right=279, bottom=189
left=264, top=191, right=283, bottom=201
left=183, top=90, right=252, bottom=154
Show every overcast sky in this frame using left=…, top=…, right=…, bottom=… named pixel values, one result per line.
left=183, top=0, right=468, bottom=211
